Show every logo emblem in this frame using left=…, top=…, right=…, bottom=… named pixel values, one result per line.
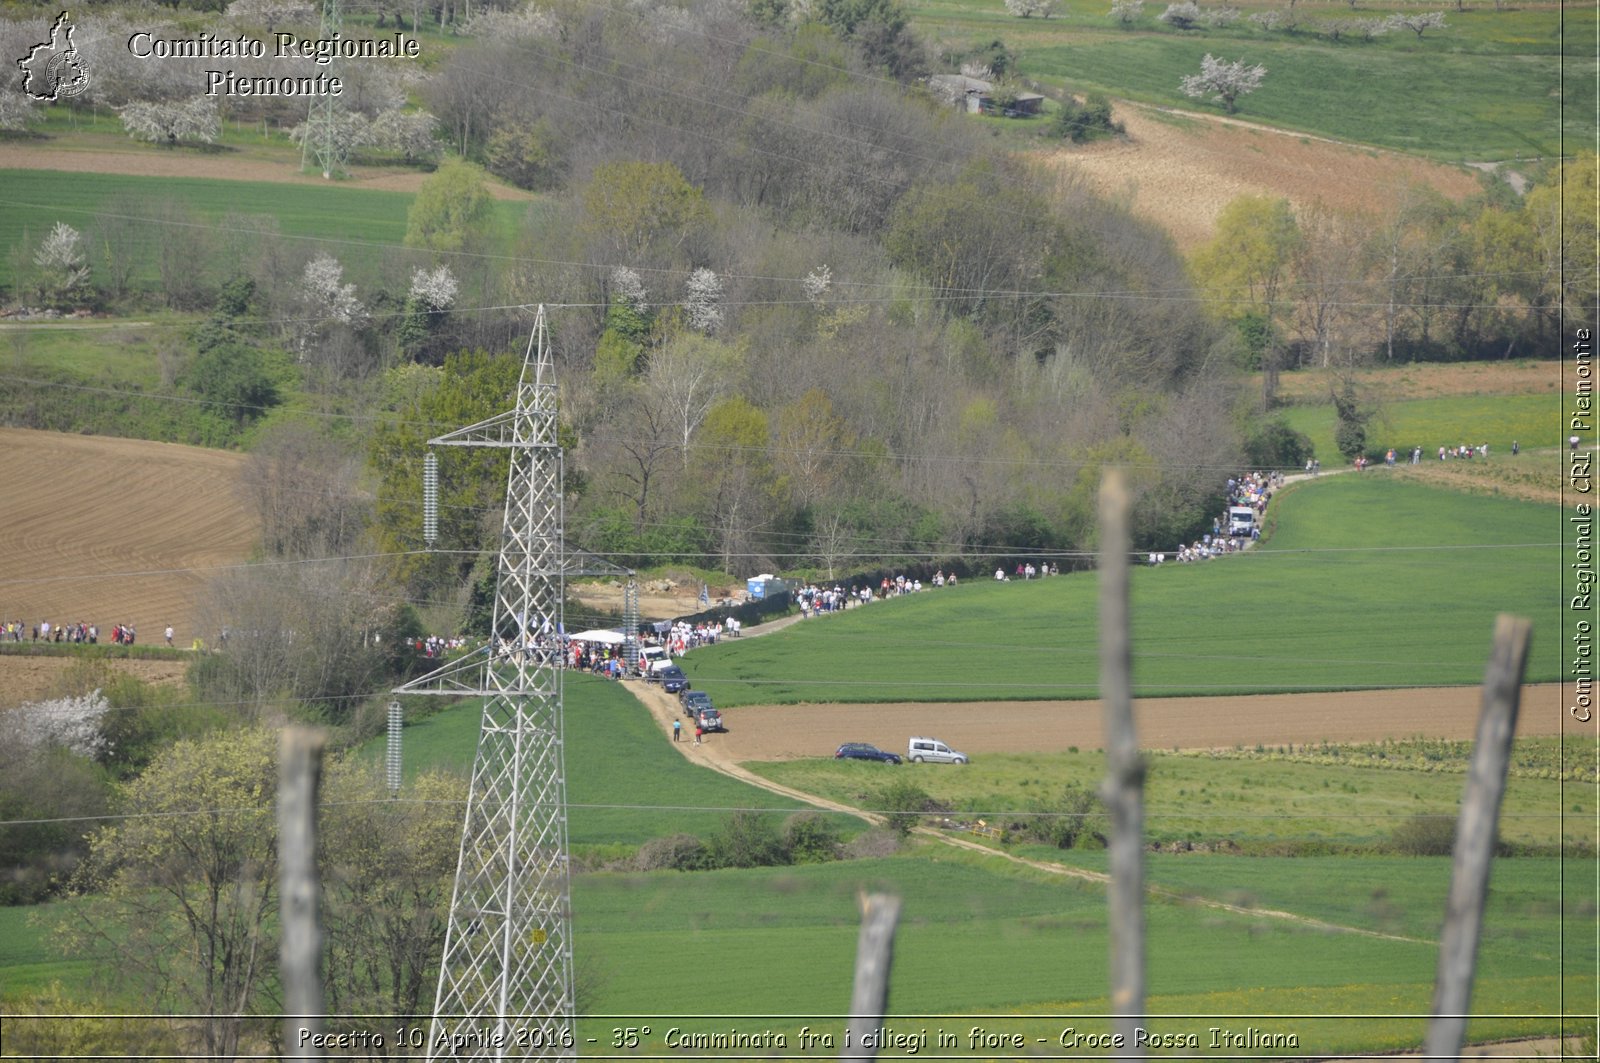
left=18, top=11, right=90, bottom=102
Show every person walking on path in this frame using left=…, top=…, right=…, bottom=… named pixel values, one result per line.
left=694, top=724, right=704, bottom=746
left=164, top=625, right=174, bottom=647
left=673, top=719, right=682, bottom=742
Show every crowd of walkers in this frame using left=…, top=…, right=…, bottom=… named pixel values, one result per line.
left=1, top=619, right=145, bottom=645
left=1151, top=469, right=1284, bottom=566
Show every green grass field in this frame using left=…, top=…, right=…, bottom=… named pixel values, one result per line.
left=680, top=475, right=1560, bottom=705
left=0, top=169, right=535, bottom=292
left=374, top=675, right=821, bottom=847
left=1281, top=392, right=1560, bottom=462
left=752, top=740, right=1587, bottom=848
left=911, top=0, right=1596, bottom=160
left=568, top=849, right=1584, bottom=1053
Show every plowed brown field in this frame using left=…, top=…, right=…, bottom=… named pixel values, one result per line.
left=1051, top=103, right=1481, bottom=251
left=0, top=427, right=258, bottom=647
left=629, top=680, right=1572, bottom=764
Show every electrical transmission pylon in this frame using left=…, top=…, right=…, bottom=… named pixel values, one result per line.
left=301, top=0, right=350, bottom=178
left=394, top=306, right=576, bottom=1059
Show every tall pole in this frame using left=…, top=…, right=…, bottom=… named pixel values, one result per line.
left=1098, top=468, right=1145, bottom=1055
left=395, top=308, right=575, bottom=1059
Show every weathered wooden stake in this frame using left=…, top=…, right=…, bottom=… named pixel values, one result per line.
left=279, top=727, right=327, bottom=1058
left=1098, top=468, right=1145, bottom=1055
left=841, top=892, right=902, bottom=1061
left=1424, top=614, right=1531, bottom=1058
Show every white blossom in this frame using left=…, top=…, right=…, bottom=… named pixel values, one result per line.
left=1158, top=1, right=1200, bottom=25
left=369, top=109, right=438, bottom=160
left=226, top=0, right=316, bottom=28
left=1384, top=10, right=1445, bottom=35
left=36, top=222, right=88, bottom=280
left=1198, top=4, right=1240, bottom=25
left=683, top=267, right=724, bottom=333
left=1109, top=0, right=1144, bottom=23
left=302, top=252, right=367, bottom=327
left=119, top=96, right=220, bottom=145
left=611, top=266, right=648, bottom=313
left=289, top=110, right=372, bottom=158
left=462, top=6, right=560, bottom=39
left=1005, top=0, right=1060, bottom=16
left=409, top=265, right=458, bottom=312
left=1179, top=53, right=1267, bottom=113
left=0, top=89, right=40, bottom=131
left=4, top=690, right=110, bottom=759
left=803, top=264, right=832, bottom=304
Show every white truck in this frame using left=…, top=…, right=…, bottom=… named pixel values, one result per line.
left=1227, top=506, right=1256, bottom=537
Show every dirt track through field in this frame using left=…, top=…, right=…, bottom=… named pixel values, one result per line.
left=638, top=682, right=1569, bottom=765
left=625, top=677, right=1575, bottom=949
left=0, top=427, right=258, bottom=646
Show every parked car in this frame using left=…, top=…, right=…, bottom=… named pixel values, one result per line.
left=681, top=690, right=713, bottom=718
left=835, top=742, right=901, bottom=764
left=656, top=665, right=689, bottom=694
left=696, top=707, right=725, bottom=733
left=908, top=737, right=968, bottom=764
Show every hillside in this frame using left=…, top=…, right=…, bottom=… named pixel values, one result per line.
left=1050, top=102, right=1481, bottom=250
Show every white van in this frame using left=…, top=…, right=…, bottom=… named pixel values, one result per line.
left=908, top=737, right=968, bottom=764
left=1227, top=506, right=1256, bottom=537
left=638, top=644, right=671, bottom=676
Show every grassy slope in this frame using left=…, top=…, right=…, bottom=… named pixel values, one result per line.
left=0, top=169, right=533, bottom=291
left=377, top=675, right=813, bottom=846
left=681, top=475, right=1560, bottom=705
left=912, top=0, right=1596, bottom=160
left=572, top=850, right=1582, bottom=1053
left=754, top=742, right=1587, bottom=847
left=1280, top=392, right=1559, bottom=462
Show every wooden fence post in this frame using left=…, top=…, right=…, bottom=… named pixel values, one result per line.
left=1424, top=615, right=1531, bottom=1058
left=1098, top=468, right=1145, bottom=1055
left=279, top=727, right=327, bottom=1059
left=841, top=893, right=902, bottom=1061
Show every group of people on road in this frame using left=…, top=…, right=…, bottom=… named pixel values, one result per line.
left=1150, top=469, right=1283, bottom=566
left=1, top=619, right=146, bottom=645
left=0, top=619, right=186, bottom=646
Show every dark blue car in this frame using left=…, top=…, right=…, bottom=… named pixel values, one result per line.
left=657, top=665, right=690, bottom=694
left=835, top=742, right=901, bottom=764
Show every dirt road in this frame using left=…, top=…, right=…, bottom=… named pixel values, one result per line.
left=630, top=682, right=1569, bottom=765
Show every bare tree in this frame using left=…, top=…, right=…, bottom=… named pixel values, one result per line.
left=647, top=331, right=740, bottom=468
left=197, top=559, right=392, bottom=719
left=1385, top=10, right=1446, bottom=35
left=239, top=422, right=372, bottom=560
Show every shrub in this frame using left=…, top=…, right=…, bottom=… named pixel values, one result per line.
left=878, top=778, right=940, bottom=836
left=783, top=811, right=843, bottom=863
left=1015, top=782, right=1104, bottom=849
left=1242, top=416, right=1314, bottom=469
left=709, top=810, right=788, bottom=868
left=1049, top=93, right=1123, bottom=143
left=843, top=828, right=903, bottom=859
left=1389, top=813, right=1456, bottom=856
left=634, top=833, right=714, bottom=871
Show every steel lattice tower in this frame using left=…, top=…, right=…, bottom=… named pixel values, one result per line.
left=395, top=307, right=575, bottom=1060
left=301, top=0, right=349, bottom=178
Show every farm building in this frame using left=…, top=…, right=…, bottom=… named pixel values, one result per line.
left=927, top=74, right=1045, bottom=116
